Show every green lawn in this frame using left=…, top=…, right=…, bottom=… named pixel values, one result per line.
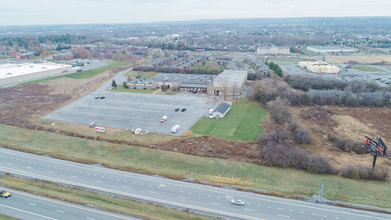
left=110, top=87, right=156, bottom=94
left=66, top=61, right=129, bottom=79
left=353, top=65, right=384, bottom=72
left=1, top=124, right=391, bottom=208
left=191, top=102, right=267, bottom=141
left=124, top=71, right=154, bottom=78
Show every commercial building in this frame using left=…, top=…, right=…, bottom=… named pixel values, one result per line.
left=306, top=46, right=356, bottom=54
left=0, top=63, right=72, bottom=86
left=210, top=70, right=247, bottom=96
left=257, top=46, right=290, bottom=55
left=298, top=61, right=340, bottom=74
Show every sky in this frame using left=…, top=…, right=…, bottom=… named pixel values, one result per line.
left=1, top=0, right=391, bottom=26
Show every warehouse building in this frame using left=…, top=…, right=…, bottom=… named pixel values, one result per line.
left=306, top=46, right=356, bottom=54
left=209, top=70, right=247, bottom=96
left=298, top=61, right=340, bottom=74
left=0, top=63, right=72, bottom=86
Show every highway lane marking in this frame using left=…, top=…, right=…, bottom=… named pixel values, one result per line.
left=57, top=210, right=64, bottom=213
left=0, top=203, right=58, bottom=220
left=121, top=185, right=130, bottom=188
left=0, top=166, right=266, bottom=220
left=26, top=166, right=32, bottom=169
left=70, top=175, right=77, bottom=178
left=279, top=215, right=290, bottom=218
left=148, top=191, right=160, bottom=194
left=86, top=217, right=95, bottom=220
left=6, top=189, right=135, bottom=220
left=210, top=202, right=221, bottom=206
left=6, top=162, right=12, bottom=164
left=244, top=208, right=254, bottom=212
left=178, top=196, right=188, bottom=200
left=48, top=171, right=54, bottom=174
left=28, top=202, right=37, bottom=206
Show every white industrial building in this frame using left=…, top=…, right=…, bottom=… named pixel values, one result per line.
left=298, top=61, right=340, bottom=74
left=306, top=46, right=356, bottom=54
left=209, top=70, right=247, bottom=96
left=257, top=46, right=290, bottom=55
left=0, top=63, right=72, bottom=86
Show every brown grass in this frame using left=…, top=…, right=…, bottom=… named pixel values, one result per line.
left=324, top=55, right=391, bottom=65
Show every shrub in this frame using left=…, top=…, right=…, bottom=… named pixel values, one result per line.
left=261, top=141, right=336, bottom=175
left=258, top=127, right=290, bottom=145
left=341, top=165, right=389, bottom=181
left=290, top=124, right=312, bottom=145
left=328, top=133, right=369, bottom=154
left=267, top=97, right=292, bottom=124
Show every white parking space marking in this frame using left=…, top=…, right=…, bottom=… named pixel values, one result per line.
left=28, top=203, right=37, bottom=206
left=57, top=210, right=64, bottom=213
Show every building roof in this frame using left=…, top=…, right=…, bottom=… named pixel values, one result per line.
left=213, top=102, right=232, bottom=115
left=214, top=70, right=247, bottom=83
left=0, top=63, right=71, bottom=80
left=307, top=46, right=355, bottom=52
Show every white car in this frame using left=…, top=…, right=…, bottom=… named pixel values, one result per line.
left=171, top=125, right=180, bottom=133
left=230, top=198, right=245, bottom=206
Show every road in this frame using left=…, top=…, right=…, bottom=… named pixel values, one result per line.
left=0, top=148, right=390, bottom=220
left=0, top=186, right=136, bottom=220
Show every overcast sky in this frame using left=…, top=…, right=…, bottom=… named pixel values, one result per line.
left=1, top=0, right=391, bottom=26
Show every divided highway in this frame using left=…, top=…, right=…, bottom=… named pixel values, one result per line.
left=0, top=187, right=135, bottom=220
left=0, top=147, right=390, bottom=220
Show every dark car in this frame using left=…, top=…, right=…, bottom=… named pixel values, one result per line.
left=94, top=96, right=99, bottom=99
left=175, top=108, right=180, bottom=112
left=181, top=108, right=186, bottom=112
left=99, top=96, right=105, bottom=99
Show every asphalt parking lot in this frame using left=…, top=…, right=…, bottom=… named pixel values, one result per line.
left=43, top=91, right=212, bottom=135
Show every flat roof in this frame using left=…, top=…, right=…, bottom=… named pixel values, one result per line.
left=214, top=70, right=247, bottom=83
left=307, top=46, right=355, bottom=51
left=0, top=63, right=71, bottom=80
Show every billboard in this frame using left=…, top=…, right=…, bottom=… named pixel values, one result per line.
left=363, top=136, right=387, bottom=156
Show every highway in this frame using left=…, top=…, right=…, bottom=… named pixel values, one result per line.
left=0, top=186, right=136, bottom=220
left=0, top=147, right=390, bottom=220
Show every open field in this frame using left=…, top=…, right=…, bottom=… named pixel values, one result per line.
left=191, top=102, right=268, bottom=141
left=325, top=55, right=391, bottom=65
left=1, top=124, right=391, bottom=208
left=0, top=175, right=216, bottom=220
left=353, top=65, right=385, bottom=72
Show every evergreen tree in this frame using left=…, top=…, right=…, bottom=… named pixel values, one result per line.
left=111, top=80, right=117, bottom=88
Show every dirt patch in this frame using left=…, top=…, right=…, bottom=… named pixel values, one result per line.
left=150, top=136, right=260, bottom=163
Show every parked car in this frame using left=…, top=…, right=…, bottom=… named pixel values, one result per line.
left=171, top=124, right=180, bottom=133
left=181, top=108, right=186, bottom=112
left=0, top=190, right=11, bottom=198
left=94, top=96, right=99, bottom=99
left=175, top=108, right=180, bottom=112
left=99, top=96, right=105, bottom=99
left=230, top=198, right=244, bottom=206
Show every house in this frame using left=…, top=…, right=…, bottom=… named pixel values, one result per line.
left=210, top=102, right=232, bottom=119
left=20, top=52, right=35, bottom=59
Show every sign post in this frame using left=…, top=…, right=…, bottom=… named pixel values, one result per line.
left=363, top=136, right=389, bottom=172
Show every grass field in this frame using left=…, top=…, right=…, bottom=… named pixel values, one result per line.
left=0, top=175, right=215, bottom=220
left=110, top=87, right=157, bottom=94
left=353, top=65, right=385, bottom=72
left=18, top=61, right=129, bottom=86
left=124, top=70, right=155, bottom=78
left=1, top=124, right=391, bottom=208
left=66, top=61, right=129, bottom=79
left=191, top=102, right=267, bottom=141
left=0, top=124, right=391, bottom=208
